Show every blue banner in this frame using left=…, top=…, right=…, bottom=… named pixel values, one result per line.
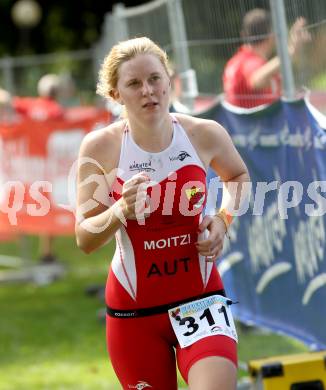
left=203, top=99, right=326, bottom=350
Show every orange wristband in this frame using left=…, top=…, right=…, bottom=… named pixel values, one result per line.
left=214, top=209, right=233, bottom=238
left=218, top=209, right=233, bottom=226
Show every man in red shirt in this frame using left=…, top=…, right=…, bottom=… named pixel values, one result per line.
left=0, top=74, right=65, bottom=263
left=0, top=74, right=64, bottom=120
left=12, top=74, right=64, bottom=120
left=223, top=9, right=310, bottom=108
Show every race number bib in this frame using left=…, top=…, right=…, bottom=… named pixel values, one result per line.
left=168, top=295, right=238, bottom=348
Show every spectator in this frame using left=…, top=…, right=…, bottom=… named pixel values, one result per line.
left=222, top=8, right=311, bottom=108
left=169, top=68, right=191, bottom=113
left=13, top=73, right=64, bottom=120
left=1, top=74, right=65, bottom=263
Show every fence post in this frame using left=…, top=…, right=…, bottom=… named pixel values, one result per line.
left=112, top=3, right=129, bottom=43
left=93, top=13, right=115, bottom=74
left=269, top=0, right=296, bottom=100
left=2, top=57, right=15, bottom=94
left=93, top=4, right=129, bottom=83
left=166, top=0, right=198, bottom=110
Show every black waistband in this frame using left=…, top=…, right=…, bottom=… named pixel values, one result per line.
left=106, top=289, right=226, bottom=318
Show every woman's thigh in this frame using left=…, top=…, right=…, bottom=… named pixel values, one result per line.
left=106, top=314, right=178, bottom=390
left=176, top=335, right=237, bottom=384
left=187, top=355, right=237, bottom=390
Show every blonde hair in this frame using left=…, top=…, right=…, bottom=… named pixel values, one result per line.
left=96, top=37, right=171, bottom=99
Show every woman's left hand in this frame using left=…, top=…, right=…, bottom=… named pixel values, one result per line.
left=195, top=215, right=227, bottom=262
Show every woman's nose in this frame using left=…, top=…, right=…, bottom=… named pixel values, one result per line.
left=142, top=82, right=153, bottom=96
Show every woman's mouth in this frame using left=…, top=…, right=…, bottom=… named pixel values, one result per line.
left=142, top=101, right=158, bottom=108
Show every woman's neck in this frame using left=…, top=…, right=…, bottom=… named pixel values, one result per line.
left=128, top=114, right=173, bottom=153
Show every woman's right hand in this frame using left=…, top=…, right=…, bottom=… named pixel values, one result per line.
left=121, top=172, right=151, bottom=219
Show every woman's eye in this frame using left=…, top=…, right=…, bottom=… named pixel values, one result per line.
left=128, top=80, right=139, bottom=86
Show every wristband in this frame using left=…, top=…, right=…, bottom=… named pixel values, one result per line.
left=214, top=209, right=233, bottom=238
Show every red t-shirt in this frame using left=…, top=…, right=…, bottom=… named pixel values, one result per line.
left=13, top=96, right=64, bottom=120
left=223, top=45, right=281, bottom=108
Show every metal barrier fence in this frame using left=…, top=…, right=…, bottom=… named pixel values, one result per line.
left=96, top=0, right=325, bottom=95
left=1, top=0, right=325, bottom=107
left=0, top=49, right=97, bottom=105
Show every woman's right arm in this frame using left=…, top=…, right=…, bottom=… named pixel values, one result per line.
left=75, top=127, right=125, bottom=253
left=75, top=126, right=150, bottom=254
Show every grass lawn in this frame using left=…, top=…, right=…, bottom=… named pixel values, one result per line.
left=0, top=235, right=308, bottom=389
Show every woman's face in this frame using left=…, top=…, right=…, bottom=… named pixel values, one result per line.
left=113, top=53, right=171, bottom=121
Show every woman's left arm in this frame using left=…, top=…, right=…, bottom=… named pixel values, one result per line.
left=194, top=119, right=250, bottom=261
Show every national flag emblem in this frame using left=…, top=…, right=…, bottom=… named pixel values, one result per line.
left=185, top=186, right=205, bottom=208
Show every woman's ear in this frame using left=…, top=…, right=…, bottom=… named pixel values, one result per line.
left=110, top=89, right=124, bottom=105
